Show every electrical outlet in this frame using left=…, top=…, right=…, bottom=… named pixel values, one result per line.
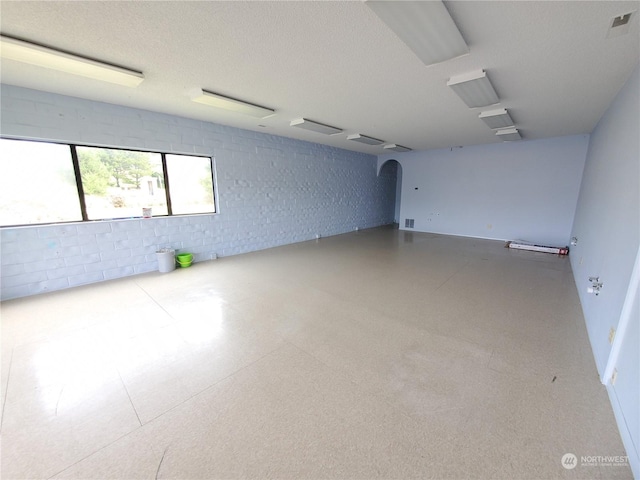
left=579, top=257, right=584, bottom=265
left=608, top=327, right=616, bottom=344
left=611, top=368, right=618, bottom=385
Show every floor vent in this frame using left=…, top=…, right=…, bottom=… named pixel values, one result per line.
left=405, top=218, right=415, bottom=228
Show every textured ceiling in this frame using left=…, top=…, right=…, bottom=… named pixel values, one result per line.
left=1, top=1, right=639, bottom=154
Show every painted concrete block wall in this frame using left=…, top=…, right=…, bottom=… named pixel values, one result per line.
left=0, top=85, right=396, bottom=300
left=378, top=135, right=589, bottom=246
left=569, top=65, right=639, bottom=476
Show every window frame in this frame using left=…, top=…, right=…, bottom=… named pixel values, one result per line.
left=0, top=137, right=218, bottom=228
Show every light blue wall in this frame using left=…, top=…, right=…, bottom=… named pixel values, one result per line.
left=570, top=65, right=639, bottom=477
left=609, top=270, right=639, bottom=479
left=0, top=85, right=396, bottom=300
left=570, top=65, right=639, bottom=373
left=379, top=135, right=589, bottom=246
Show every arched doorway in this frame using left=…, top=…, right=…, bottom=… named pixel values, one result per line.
left=378, top=159, right=403, bottom=226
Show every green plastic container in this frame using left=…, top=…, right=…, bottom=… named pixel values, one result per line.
left=176, top=253, right=193, bottom=268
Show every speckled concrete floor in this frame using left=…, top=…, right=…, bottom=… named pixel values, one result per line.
left=0, top=227, right=631, bottom=479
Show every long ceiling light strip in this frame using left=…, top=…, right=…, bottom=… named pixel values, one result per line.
left=290, top=118, right=342, bottom=135
left=495, top=128, right=521, bottom=141
left=447, top=70, right=499, bottom=108
left=347, top=134, right=385, bottom=146
left=191, top=89, right=275, bottom=118
left=383, top=144, right=412, bottom=152
left=0, top=35, right=144, bottom=87
left=479, top=108, right=514, bottom=129
left=365, top=0, right=468, bottom=67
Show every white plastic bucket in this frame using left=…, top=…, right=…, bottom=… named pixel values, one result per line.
left=156, top=249, right=175, bottom=273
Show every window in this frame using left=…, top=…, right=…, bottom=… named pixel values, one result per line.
left=165, top=154, right=216, bottom=215
left=0, top=138, right=82, bottom=225
left=0, top=138, right=216, bottom=227
left=77, top=146, right=168, bottom=219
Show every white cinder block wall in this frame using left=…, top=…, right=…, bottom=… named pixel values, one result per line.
left=0, top=85, right=396, bottom=300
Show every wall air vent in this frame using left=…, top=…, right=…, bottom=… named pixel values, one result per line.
left=607, top=11, right=635, bottom=38
left=405, top=218, right=415, bottom=228
left=612, top=13, right=632, bottom=28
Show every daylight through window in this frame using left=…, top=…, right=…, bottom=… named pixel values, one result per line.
left=77, top=147, right=168, bottom=220
left=0, top=139, right=83, bottom=225
left=165, top=154, right=216, bottom=215
left=0, top=138, right=216, bottom=227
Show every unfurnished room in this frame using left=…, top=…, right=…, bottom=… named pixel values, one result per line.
left=0, top=1, right=638, bottom=479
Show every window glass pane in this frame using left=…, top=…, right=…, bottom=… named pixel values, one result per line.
left=0, top=138, right=82, bottom=226
left=165, top=154, right=216, bottom=215
left=77, top=146, right=167, bottom=219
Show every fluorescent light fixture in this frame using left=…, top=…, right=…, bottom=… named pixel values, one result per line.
left=479, top=108, right=514, bottom=129
left=191, top=89, right=275, bottom=118
left=383, top=144, right=412, bottom=153
left=290, top=118, right=342, bottom=135
left=447, top=70, right=499, bottom=108
left=0, top=35, right=144, bottom=87
left=495, top=128, right=521, bottom=141
left=365, top=0, right=468, bottom=66
left=347, top=134, right=384, bottom=146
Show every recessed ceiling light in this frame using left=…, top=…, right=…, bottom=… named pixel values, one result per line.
left=447, top=70, right=500, bottom=108
left=347, top=134, right=384, bottom=145
left=290, top=118, right=343, bottom=135
left=479, top=108, right=514, bottom=129
left=495, top=128, right=521, bottom=141
left=191, top=89, right=275, bottom=118
left=365, top=0, right=469, bottom=67
left=0, top=34, right=144, bottom=87
left=383, top=144, right=412, bottom=152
